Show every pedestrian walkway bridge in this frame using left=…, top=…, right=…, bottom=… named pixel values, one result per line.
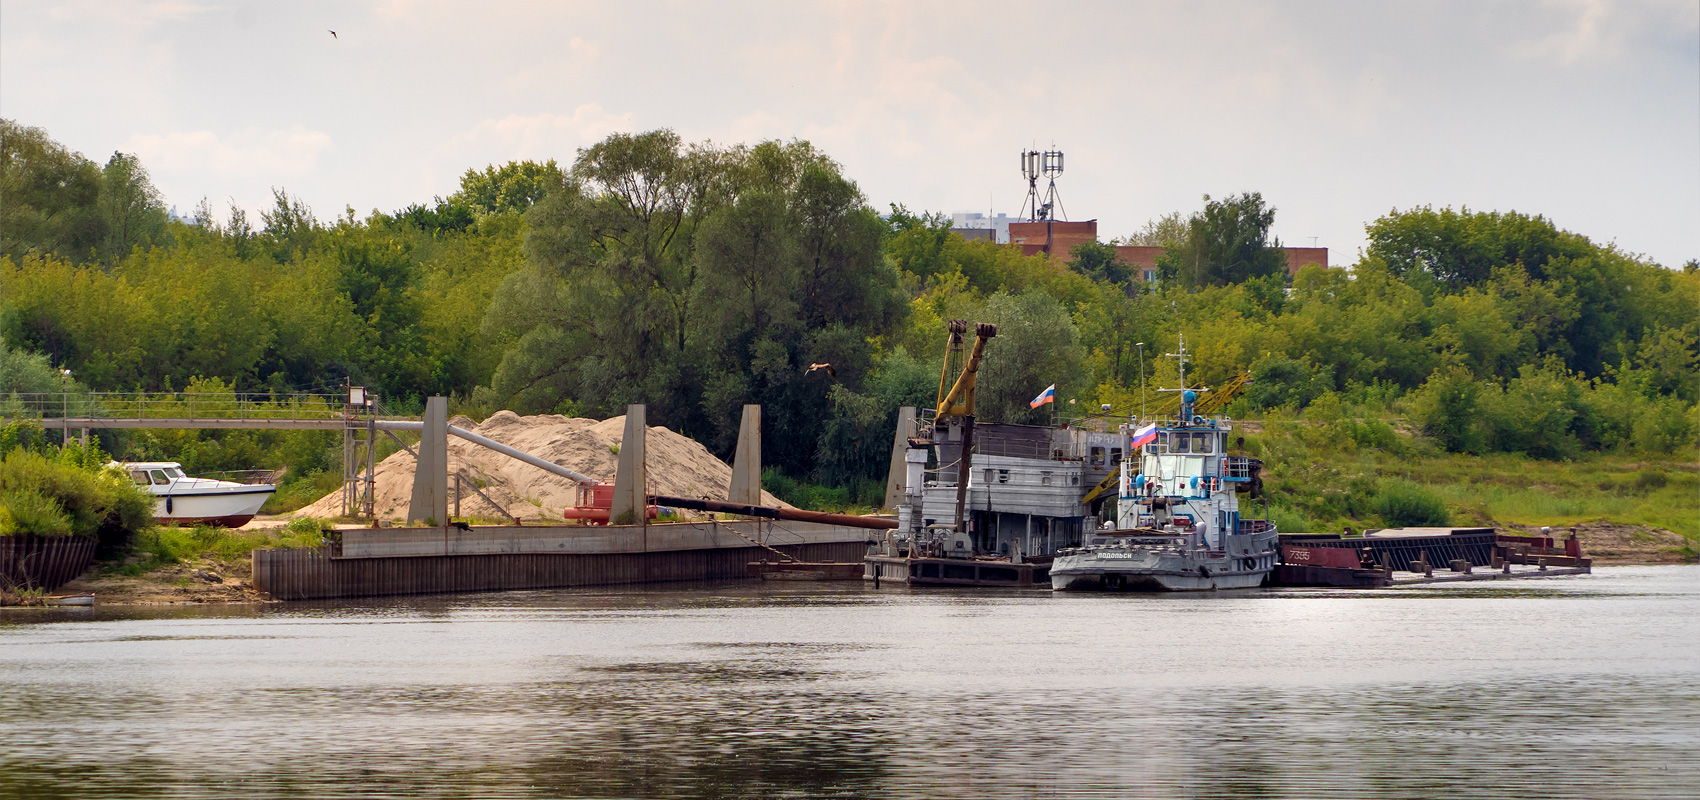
left=2, top=391, right=410, bottom=430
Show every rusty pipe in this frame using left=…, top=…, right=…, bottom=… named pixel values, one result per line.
left=652, top=496, right=897, bottom=529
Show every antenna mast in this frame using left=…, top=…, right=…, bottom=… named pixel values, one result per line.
left=1018, top=148, right=1066, bottom=222
left=1164, top=334, right=1190, bottom=392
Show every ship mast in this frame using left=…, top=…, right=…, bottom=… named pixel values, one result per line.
left=1165, top=334, right=1189, bottom=392
left=1156, top=334, right=1206, bottom=425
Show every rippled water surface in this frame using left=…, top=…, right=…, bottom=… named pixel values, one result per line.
left=2, top=566, right=1697, bottom=799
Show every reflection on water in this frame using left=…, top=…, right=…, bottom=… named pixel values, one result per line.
left=2, top=566, right=1697, bottom=799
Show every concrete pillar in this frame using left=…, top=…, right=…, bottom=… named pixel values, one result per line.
left=729, top=404, right=762, bottom=505
left=406, top=396, right=449, bottom=525
left=611, top=404, right=647, bottom=527
left=884, top=406, right=917, bottom=510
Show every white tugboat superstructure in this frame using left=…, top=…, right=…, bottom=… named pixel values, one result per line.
left=1050, top=335, right=1278, bottom=591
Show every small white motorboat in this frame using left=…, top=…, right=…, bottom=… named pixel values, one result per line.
left=117, top=462, right=277, bottom=527
left=47, top=594, right=95, bottom=606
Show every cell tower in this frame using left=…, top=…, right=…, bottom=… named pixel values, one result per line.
left=1019, top=148, right=1066, bottom=223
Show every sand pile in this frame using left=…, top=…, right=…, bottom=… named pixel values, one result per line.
left=299, top=411, right=787, bottom=522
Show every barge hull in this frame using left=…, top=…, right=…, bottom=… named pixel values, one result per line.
left=1050, top=567, right=1269, bottom=592
left=864, top=555, right=1050, bottom=588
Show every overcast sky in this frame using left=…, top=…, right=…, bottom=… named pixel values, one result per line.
left=4, top=1, right=1696, bottom=267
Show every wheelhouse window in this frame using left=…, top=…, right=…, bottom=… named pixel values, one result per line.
left=1192, top=433, right=1213, bottom=453
left=149, top=470, right=171, bottom=485
left=1172, top=434, right=1190, bottom=453
left=129, top=470, right=149, bottom=486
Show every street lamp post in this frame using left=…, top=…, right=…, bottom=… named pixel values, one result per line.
left=1134, top=343, right=1146, bottom=423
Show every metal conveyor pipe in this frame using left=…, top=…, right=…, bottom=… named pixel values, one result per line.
left=375, top=420, right=596, bottom=485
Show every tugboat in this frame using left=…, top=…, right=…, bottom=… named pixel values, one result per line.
left=1050, top=336, right=1278, bottom=592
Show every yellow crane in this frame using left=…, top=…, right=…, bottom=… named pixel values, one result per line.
left=936, top=320, right=997, bottom=417
left=1146, top=372, right=1252, bottom=418
left=935, top=320, right=997, bottom=534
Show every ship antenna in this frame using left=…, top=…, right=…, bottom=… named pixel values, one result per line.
left=1166, top=333, right=1189, bottom=390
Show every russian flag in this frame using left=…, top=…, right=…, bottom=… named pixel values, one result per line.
left=1028, top=384, right=1056, bottom=408
left=1130, top=422, right=1159, bottom=448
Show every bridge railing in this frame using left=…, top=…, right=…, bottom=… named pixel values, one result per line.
left=1, top=392, right=366, bottom=422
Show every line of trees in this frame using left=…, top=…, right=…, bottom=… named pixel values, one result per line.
left=3, top=119, right=1696, bottom=503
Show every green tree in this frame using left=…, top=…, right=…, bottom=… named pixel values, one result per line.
left=0, top=119, right=105, bottom=261
left=0, top=343, right=69, bottom=393
left=451, top=160, right=564, bottom=217
left=813, top=347, right=938, bottom=488
left=1113, top=211, right=1188, bottom=248
left=884, top=205, right=955, bottom=285
left=1160, top=193, right=1287, bottom=288
left=479, top=130, right=901, bottom=474
left=97, top=152, right=169, bottom=261
left=1068, top=240, right=1133, bottom=285
left=1366, top=206, right=1593, bottom=289
left=975, top=291, right=1085, bottom=424
left=1409, top=367, right=1486, bottom=453
left=259, top=188, right=319, bottom=263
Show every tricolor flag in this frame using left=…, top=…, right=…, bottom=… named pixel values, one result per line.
left=1029, top=384, right=1057, bottom=408
left=1130, top=422, right=1159, bottom=448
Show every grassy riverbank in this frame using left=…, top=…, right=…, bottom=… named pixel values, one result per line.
left=49, top=417, right=1700, bottom=605
left=56, top=517, right=327, bottom=603
left=1238, top=411, right=1697, bottom=561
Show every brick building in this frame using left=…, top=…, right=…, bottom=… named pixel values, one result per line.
left=1006, top=219, right=1326, bottom=284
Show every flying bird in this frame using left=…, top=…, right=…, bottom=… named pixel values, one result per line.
left=805, top=363, right=836, bottom=379
left=328, top=30, right=338, bottom=39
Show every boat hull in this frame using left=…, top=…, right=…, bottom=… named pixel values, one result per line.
left=864, top=555, right=1051, bottom=588
left=154, top=488, right=275, bottom=528
left=1051, top=565, right=1269, bottom=592
left=1050, top=532, right=1278, bottom=592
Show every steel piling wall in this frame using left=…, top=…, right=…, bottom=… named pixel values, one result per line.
left=0, top=535, right=98, bottom=592
left=253, top=539, right=868, bottom=600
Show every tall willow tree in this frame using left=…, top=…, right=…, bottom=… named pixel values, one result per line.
left=477, top=131, right=903, bottom=472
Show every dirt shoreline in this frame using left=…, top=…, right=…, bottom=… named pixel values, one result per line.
left=33, top=520, right=1693, bottom=606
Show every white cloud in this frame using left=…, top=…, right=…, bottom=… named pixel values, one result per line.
left=122, top=126, right=334, bottom=177
left=4, top=2, right=1690, bottom=267
left=1511, top=0, right=1696, bottom=64
left=45, top=1, right=210, bottom=27
left=442, top=106, right=638, bottom=164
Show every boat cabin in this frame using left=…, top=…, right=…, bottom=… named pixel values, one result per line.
left=1118, top=421, right=1257, bottom=547
left=124, top=462, right=187, bottom=488
left=903, top=419, right=1124, bottom=557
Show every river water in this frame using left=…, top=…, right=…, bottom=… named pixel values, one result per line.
left=2, top=565, right=1697, bottom=800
